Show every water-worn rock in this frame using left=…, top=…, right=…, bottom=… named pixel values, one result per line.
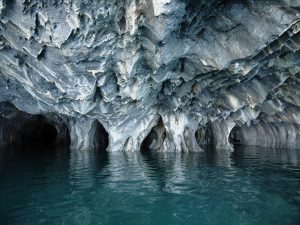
left=1, top=0, right=300, bottom=151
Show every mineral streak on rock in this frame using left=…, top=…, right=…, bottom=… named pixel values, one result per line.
left=0, top=0, right=300, bottom=151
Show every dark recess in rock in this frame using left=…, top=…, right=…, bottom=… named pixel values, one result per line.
left=0, top=102, right=70, bottom=149
left=19, top=116, right=57, bottom=148
left=141, top=117, right=166, bottom=152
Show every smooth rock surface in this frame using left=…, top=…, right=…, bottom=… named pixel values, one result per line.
left=1, top=0, right=300, bottom=151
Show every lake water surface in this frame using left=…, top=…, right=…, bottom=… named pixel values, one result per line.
left=0, top=146, right=300, bottom=225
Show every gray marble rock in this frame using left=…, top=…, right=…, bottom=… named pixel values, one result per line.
left=0, top=0, right=300, bottom=151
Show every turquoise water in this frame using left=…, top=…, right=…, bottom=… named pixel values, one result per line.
left=0, top=147, right=300, bottom=225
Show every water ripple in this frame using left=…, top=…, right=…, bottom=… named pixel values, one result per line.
left=0, top=146, right=300, bottom=225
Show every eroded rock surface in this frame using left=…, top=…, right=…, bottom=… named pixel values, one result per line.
left=1, top=0, right=300, bottom=151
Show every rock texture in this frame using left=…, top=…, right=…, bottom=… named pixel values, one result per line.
left=1, top=0, right=300, bottom=151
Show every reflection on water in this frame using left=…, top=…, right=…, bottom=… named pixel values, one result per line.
left=0, top=146, right=300, bottom=225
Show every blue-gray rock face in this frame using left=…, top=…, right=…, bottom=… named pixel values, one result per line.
left=0, top=0, right=300, bottom=151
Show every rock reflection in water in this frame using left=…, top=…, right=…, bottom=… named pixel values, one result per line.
left=0, top=146, right=300, bottom=225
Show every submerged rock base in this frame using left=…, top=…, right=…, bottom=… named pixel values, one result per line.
left=1, top=0, right=300, bottom=151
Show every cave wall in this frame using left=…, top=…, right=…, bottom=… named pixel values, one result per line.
left=0, top=0, right=300, bottom=151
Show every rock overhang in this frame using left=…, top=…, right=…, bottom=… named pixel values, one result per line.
left=0, top=0, right=300, bottom=151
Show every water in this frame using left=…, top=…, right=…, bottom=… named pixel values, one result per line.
left=0, top=146, right=300, bottom=225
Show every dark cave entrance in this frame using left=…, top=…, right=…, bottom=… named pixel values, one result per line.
left=141, top=117, right=166, bottom=152
left=0, top=102, right=70, bottom=150
left=195, top=123, right=214, bottom=149
left=14, top=115, right=71, bottom=152
left=18, top=116, right=59, bottom=149
left=93, top=120, right=109, bottom=152
left=229, top=126, right=241, bottom=147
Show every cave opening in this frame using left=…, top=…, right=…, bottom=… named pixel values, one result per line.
left=229, top=126, right=241, bottom=147
left=141, top=117, right=166, bottom=152
left=195, top=123, right=214, bottom=149
left=18, top=116, right=59, bottom=149
left=0, top=102, right=71, bottom=150
left=93, top=120, right=109, bottom=152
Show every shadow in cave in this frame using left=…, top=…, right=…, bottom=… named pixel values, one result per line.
left=93, top=120, right=109, bottom=152
left=229, top=125, right=241, bottom=148
left=195, top=122, right=214, bottom=150
left=19, top=115, right=58, bottom=149
left=14, top=116, right=71, bottom=159
left=140, top=117, right=166, bottom=152
left=0, top=102, right=70, bottom=153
